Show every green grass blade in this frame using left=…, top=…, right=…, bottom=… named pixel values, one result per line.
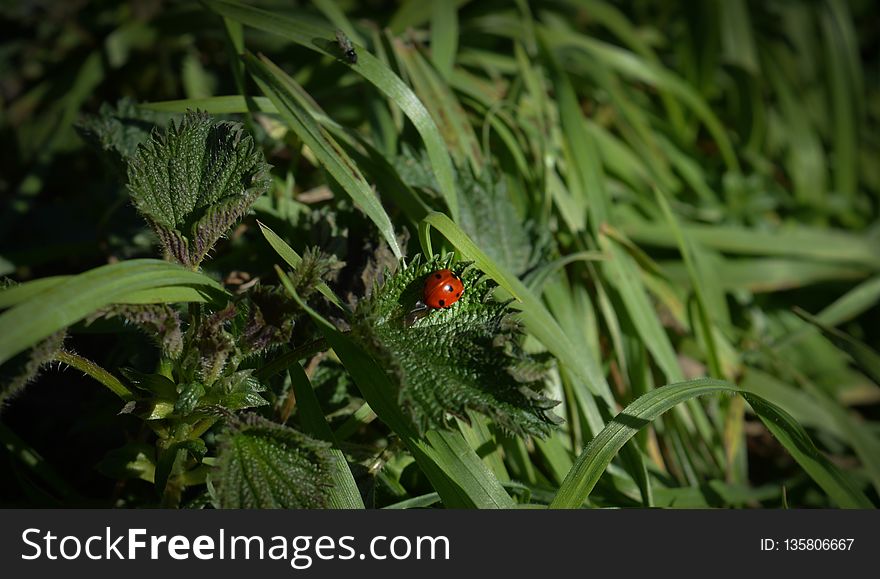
left=203, top=0, right=458, bottom=220
left=742, top=392, right=873, bottom=508
left=287, top=363, right=365, bottom=509
left=551, top=379, right=873, bottom=508
left=256, top=220, right=347, bottom=311
left=815, top=275, right=880, bottom=327
left=622, top=220, right=880, bottom=269
left=794, top=307, right=880, bottom=385
left=245, top=53, right=402, bottom=259
left=431, top=0, right=458, bottom=79
left=655, top=189, right=722, bottom=378
left=0, top=260, right=226, bottom=365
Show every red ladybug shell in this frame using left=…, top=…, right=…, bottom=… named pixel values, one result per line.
left=423, top=269, right=464, bottom=309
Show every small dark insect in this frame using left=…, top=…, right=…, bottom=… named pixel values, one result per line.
left=335, top=29, right=357, bottom=64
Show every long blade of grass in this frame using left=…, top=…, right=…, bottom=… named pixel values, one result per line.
left=245, top=53, right=402, bottom=259
left=430, top=0, right=458, bottom=80
left=742, top=392, right=873, bottom=509
left=0, top=277, right=217, bottom=309
left=0, top=260, right=225, bottom=365
left=287, top=363, right=364, bottom=509
left=551, top=378, right=873, bottom=508
left=204, top=0, right=459, bottom=220
left=622, top=220, right=880, bottom=269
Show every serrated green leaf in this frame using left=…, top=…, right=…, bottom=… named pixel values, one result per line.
left=351, top=255, right=561, bottom=437
left=215, top=413, right=335, bottom=508
left=174, top=382, right=206, bottom=415
left=204, top=370, right=269, bottom=411
left=277, top=269, right=514, bottom=508
left=75, top=97, right=170, bottom=176
left=127, top=111, right=271, bottom=268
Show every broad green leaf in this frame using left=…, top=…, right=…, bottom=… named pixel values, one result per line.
left=350, top=255, right=561, bottom=436
left=127, top=111, right=271, bottom=268
left=277, top=268, right=514, bottom=508
left=423, top=212, right=616, bottom=412
left=214, top=413, right=335, bottom=508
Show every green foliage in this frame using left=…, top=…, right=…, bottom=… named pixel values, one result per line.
left=350, top=255, right=561, bottom=437
left=127, top=111, right=271, bottom=269
left=214, top=413, right=335, bottom=508
left=1, top=0, right=879, bottom=510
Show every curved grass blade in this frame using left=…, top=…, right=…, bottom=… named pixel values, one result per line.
left=245, top=53, right=402, bottom=259
left=0, top=259, right=226, bottom=365
left=742, top=392, right=873, bottom=509
left=550, top=379, right=874, bottom=509
left=0, top=277, right=215, bottom=309
left=423, top=212, right=615, bottom=413
left=203, top=0, right=458, bottom=220
left=256, top=220, right=347, bottom=312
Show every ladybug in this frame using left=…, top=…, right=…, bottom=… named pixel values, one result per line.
left=422, top=269, right=464, bottom=309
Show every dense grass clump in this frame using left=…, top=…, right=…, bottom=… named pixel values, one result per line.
left=0, top=0, right=878, bottom=509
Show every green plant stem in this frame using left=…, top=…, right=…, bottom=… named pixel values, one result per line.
left=55, top=350, right=135, bottom=401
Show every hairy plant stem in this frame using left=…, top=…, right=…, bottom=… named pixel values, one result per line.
left=55, top=350, right=135, bottom=401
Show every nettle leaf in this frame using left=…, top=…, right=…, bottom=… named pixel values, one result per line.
left=350, top=256, right=561, bottom=437
left=202, top=370, right=268, bottom=411
left=394, top=148, right=546, bottom=276
left=456, top=166, right=548, bottom=278
left=234, top=284, right=299, bottom=358
left=179, top=303, right=237, bottom=386
left=127, top=111, right=271, bottom=269
left=214, top=413, right=334, bottom=508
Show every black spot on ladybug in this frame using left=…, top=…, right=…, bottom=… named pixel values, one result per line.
left=438, top=299, right=445, bottom=307
left=444, top=284, right=453, bottom=292
left=456, top=292, right=461, bottom=297
left=434, top=273, right=442, bottom=279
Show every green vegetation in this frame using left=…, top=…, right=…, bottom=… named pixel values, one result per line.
left=0, top=0, right=877, bottom=509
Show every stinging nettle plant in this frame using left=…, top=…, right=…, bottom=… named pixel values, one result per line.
left=349, top=255, right=562, bottom=437
left=127, top=110, right=272, bottom=269
left=69, top=109, right=341, bottom=508
left=28, top=105, right=561, bottom=509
